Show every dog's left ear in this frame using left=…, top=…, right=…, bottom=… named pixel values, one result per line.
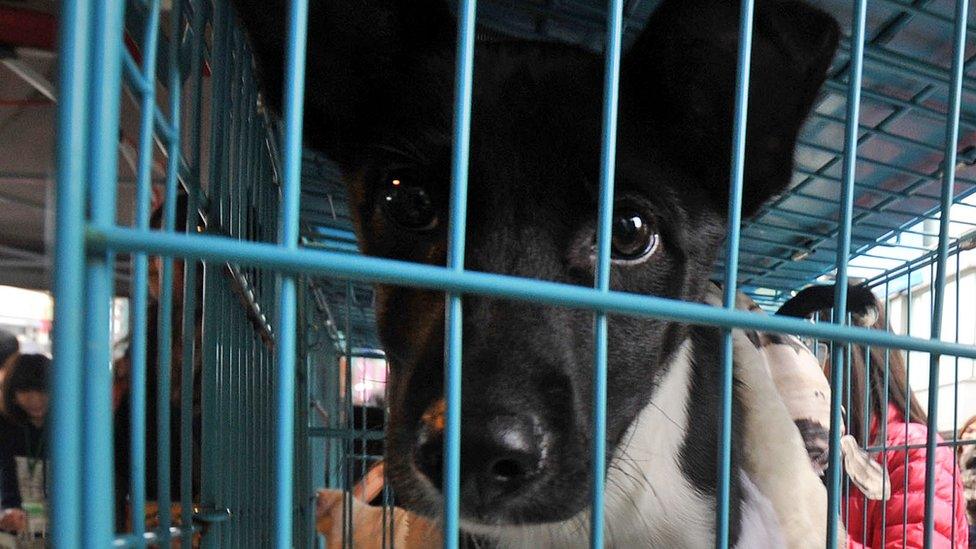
left=231, top=0, right=456, bottom=165
left=622, top=0, right=839, bottom=217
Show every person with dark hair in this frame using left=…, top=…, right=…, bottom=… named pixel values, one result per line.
left=0, top=330, right=17, bottom=369
left=779, top=285, right=968, bottom=548
left=0, top=354, right=49, bottom=535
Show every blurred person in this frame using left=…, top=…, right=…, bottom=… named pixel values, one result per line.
left=958, top=414, right=976, bottom=548
left=0, top=329, right=17, bottom=368
left=0, top=354, right=49, bottom=535
left=0, top=329, right=18, bottom=388
left=839, top=334, right=968, bottom=547
left=113, top=198, right=205, bottom=535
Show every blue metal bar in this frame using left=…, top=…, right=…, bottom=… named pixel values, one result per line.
left=826, top=1, right=867, bottom=545
left=88, top=227, right=976, bottom=359
left=718, top=1, right=754, bottom=546
left=200, top=4, right=231, bottom=546
left=181, top=3, right=208, bottom=546
left=841, top=40, right=976, bottom=97
left=274, top=0, right=309, bottom=545
left=444, top=1, right=477, bottom=547
left=154, top=105, right=178, bottom=143
left=230, top=34, right=248, bottom=544
left=872, top=0, right=976, bottom=34
left=861, top=343, right=871, bottom=542
left=922, top=0, right=968, bottom=545
left=122, top=51, right=151, bottom=94
left=777, top=185, right=976, bottom=227
left=796, top=138, right=976, bottom=188
left=590, top=1, right=623, bottom=546
left=745, top=75, right=976, bottom=291
left=880, top=281, right=892, bottom=548
left=83, top=0, right=127, bottom=544
left=844, top=339, right=852, bottom=530
left=128, top=0, right=163, bottom=543
left=343, top=282, right=354, bottom=548
left=949, top=246, right=962, bottom=544
left=822, top=79, right=976, bottom=133
left=217, top=269, right=230, bottom=543
left=231, top=280, right=242, bottom=548
left=865, top=238, right=975, bottom=287
left=308, top=226, right=358, bottom=243
left=179, top=251, right=198, bottom=545
left=153, top=0, right=184, bottom=539
left=809, top=110, right=954, bottom=157
left=903, top=263, right=914, bottom=545
left=51, top=0, right=92, bottom=543
left=864, top=439, right=976, bottom=453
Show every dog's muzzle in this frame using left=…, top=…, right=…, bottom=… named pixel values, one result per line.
left=414, top=402, right=549, bottom=518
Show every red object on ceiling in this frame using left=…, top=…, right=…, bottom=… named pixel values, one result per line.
left=1, top=6, right=215, bottom=79
left=0, top=6, right=57, bottom=51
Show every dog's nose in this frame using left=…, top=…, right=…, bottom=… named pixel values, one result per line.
left=415, top=413, right=545, bottom=509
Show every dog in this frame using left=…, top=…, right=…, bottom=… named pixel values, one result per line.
left=231, top=0, right=839, bottom=545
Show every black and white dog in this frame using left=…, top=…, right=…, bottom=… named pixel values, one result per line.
left=232, top=0, right=839, bottom=545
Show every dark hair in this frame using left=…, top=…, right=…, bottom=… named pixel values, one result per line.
left=1, top=354, right=50, bottom=425
left=958, top=414, right=976, bottom=455
left=150, top=191, right=190, bottom=231
left=0, top=329, right=18, bottom=366
left=843, top=313, right=928, bottom=446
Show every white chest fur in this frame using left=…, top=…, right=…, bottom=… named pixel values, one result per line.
left=474, top=340, right=785, bottom=548
left=598, top=340, right=715, bottom=547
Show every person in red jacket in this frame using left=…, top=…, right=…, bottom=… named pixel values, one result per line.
left=837, top=332, right=968, bottom=548
left=779, top=284, right=969, bottom=547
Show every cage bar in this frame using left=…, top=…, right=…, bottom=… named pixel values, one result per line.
left=825, top=0, right=868, bottom=545
left=590, top=0, right=625, bottom=545
left=83, top=0, right=128, bottom=544
left=51, top=0, right=93, bottom=543
left=716, top=0, right=754, bottom=546
left=921, top=0, right=969, bottom=545
left=126, top=0, right=162, bottom=543
left=443, top=1, right=478, bottom=547
left=273, top=0, right=310, bottom=546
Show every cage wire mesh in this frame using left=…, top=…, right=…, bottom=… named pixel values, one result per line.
left=47, top=0, right=976, bottom=547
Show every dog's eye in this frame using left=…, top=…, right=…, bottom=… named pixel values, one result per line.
left=381, top=173, right=438, bottom=231
left=611, top=210, right=658, bottom=261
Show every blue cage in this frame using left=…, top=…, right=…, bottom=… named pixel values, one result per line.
left=20, top=0, right=975, bottom=546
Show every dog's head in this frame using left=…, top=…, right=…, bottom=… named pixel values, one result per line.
left=239, top=0, right=838, bottom=527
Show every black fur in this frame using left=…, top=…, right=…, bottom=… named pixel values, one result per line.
left=776, top=284, right=879, bottom=321
left=230, top=0, right=838, bottom=536
left=793, top=418, right=830, bottom=475
left=685, top=326, right=745, bottom=541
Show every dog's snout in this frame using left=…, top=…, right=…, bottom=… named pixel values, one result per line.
left=414, top=412, right=547, bottom=513
left=479, top=415, right=543, bottom=484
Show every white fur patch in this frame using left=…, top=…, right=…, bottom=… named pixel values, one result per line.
left=467, top=341, right=719, bottom=547
left=599, top=340, right=715, bottom=547
left=737, top=474, right=788, bottom=548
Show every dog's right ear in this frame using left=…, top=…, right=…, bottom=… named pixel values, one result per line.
left=621, top=0, right=839, bottom=217
left=231, top=0, right=456, bottom=165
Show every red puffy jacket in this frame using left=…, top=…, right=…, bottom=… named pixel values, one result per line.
left=845, top=403, right=969, bottom=548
